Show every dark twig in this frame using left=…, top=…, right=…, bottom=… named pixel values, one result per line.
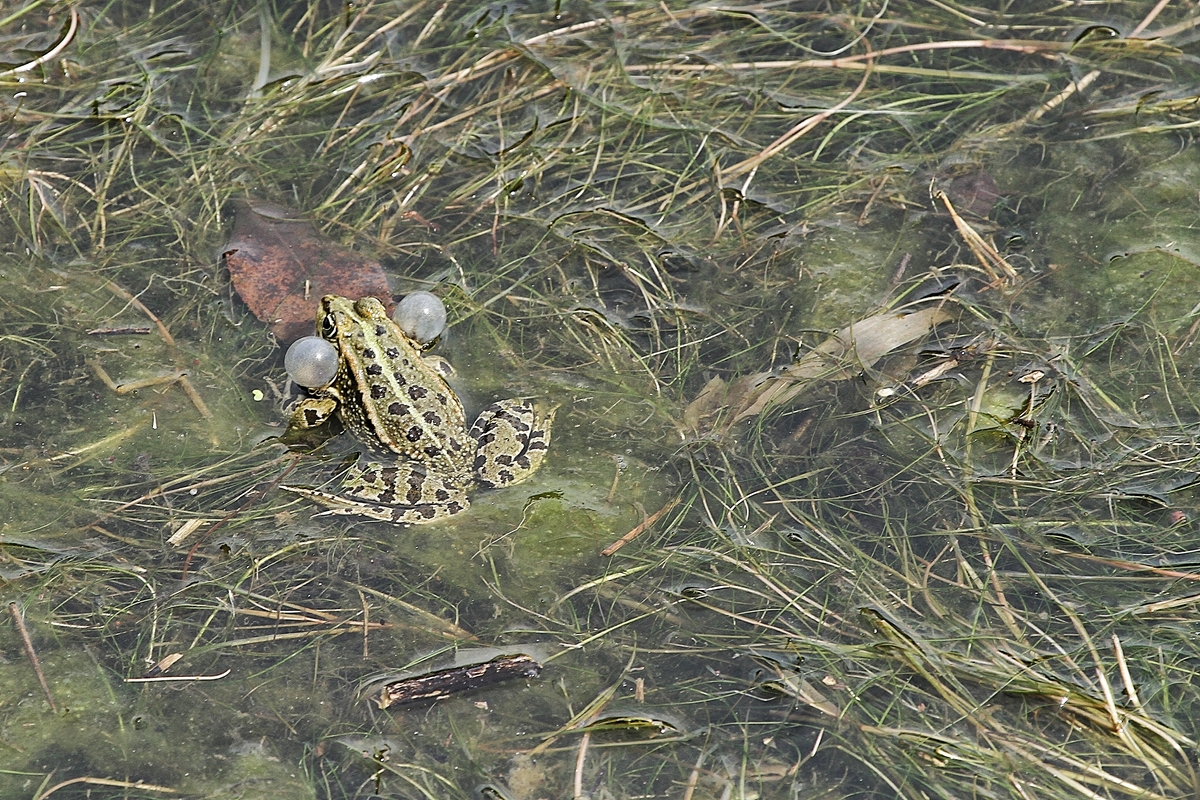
left=9, top=602, right=58, bottom=713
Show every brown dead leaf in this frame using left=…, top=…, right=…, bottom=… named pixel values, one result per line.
left=941, top=169, right=1001, bottom=218
left=222, top=198, right=393, bottom=344
left=684, top=304, right=953, bottom=435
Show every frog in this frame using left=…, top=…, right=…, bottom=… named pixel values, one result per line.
left=282, top=295, right=554, bottom=524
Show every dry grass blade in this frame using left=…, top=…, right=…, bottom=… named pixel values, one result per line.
left=935, top=191, right=1019, bottom=287
left=33, top=776, right=176, bottom=800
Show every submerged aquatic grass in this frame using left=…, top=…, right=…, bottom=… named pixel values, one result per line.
left=4, top=0, right=1200, bottom=798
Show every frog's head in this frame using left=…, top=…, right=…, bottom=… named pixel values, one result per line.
left=317, top=295, right=424, bottom=355
left=317, top=295, right=390, bottom=341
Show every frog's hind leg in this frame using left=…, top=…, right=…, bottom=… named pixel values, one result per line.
left=470, top=399, right=555, bottom=488
left=284, top=460, right=469, bottom=524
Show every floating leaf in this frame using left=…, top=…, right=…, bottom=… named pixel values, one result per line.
left=222, top=198, right=392, bottom=344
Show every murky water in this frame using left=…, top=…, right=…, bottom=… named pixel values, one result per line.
left=4, top=2, right=1200, bottom=798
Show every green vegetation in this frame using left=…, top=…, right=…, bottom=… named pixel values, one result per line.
left=4, top=1, right=1200, bottom=798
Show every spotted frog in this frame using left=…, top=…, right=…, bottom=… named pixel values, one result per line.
left=283, top=295, right=554, bottom=523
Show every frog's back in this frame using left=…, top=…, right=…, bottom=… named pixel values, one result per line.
left=326, top=297, right=469, bottom=475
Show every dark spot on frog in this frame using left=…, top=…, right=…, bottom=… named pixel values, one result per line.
left=388, top=402, right=407, bottom=416
left=370, top=385, right=387, bottom=399
left=408, top=385, right=428, bottom=400
left=362, top=348, right=376, bottom=359
left=407, top=426, right=423, bottom=442
left=366, top=364, right=383, bottom=376
left=375, top=325, right=386, bottom=336
left=422, top=411, right=441, bottom=425
left=386, top=348, right=400, bottom=359
left=377, top=468, right=398, bottom=502
left=392, top=371, right=406, bottom=385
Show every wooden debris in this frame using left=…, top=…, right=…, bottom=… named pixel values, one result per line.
left=376, top=654, right=542, bottom=709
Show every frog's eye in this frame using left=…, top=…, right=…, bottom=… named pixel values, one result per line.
left=319, top=313, right=337, bottom=339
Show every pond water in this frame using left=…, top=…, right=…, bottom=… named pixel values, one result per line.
left=3, top=2, right=1200, bottom=799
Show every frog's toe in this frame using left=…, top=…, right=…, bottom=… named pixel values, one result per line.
left=471, top=400, right=555, bottom=488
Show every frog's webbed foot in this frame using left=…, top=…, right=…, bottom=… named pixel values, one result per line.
left=470, top=400, right=555, bottom=488
left=286, top=397, right=338, bottom=430
left=284, top=460, right=469, bottom=524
